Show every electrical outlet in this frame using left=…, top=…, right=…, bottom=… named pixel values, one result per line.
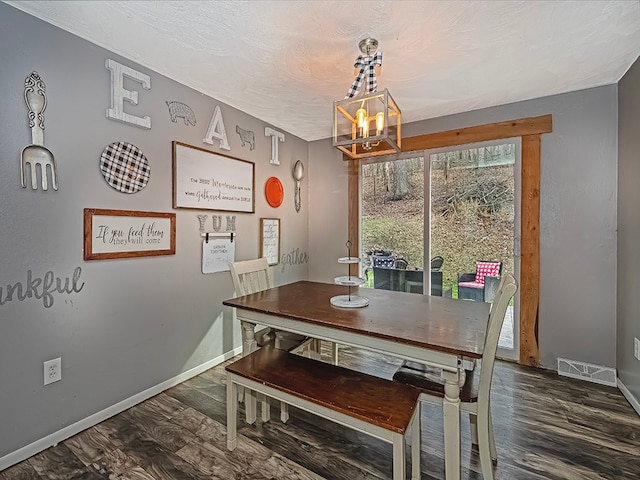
left=635, top=338, right=640, bottom=361
left=43, top=357, right=61, bottom=385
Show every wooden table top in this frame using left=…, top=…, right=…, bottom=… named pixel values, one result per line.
left=223, top=280, right=490, bottom=359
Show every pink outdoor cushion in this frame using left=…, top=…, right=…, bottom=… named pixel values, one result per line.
left=475, top=262, right=501, bottom=285
left=458, top=281, right=484, bottom=290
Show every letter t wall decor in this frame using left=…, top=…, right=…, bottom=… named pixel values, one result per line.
left=265, top=127, right=285, bottom=165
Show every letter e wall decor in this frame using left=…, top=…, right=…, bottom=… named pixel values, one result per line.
left=105, top=59, right=152, bottom=129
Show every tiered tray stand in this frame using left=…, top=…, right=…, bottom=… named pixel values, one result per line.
left=330, top=242, right=369, bottom=308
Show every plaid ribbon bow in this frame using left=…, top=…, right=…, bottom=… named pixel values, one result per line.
left=344, top=52, right=382, bottom=98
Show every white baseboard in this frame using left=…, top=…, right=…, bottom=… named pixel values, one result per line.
left=0, top=346, right=242, bottom=472
left=618, top=378, right=640, bottom=417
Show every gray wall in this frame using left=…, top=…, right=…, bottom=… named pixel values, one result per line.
left=0, top=3, right=309, bottom=462
left=309, top=86, right=619, bottom=371
left=617, top=56, right=640, bottom=401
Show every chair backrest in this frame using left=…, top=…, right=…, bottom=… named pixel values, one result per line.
left=373, top=255, right=396, bottom=268
left=477, top=272, right=517, bottom=409
left=394, top=258, right=408, bottom=270
left=229, top=257, right=274, bottom=296
left=430, top=256, right=444, bottom=271
left=474, top=261, right=502, bottom=284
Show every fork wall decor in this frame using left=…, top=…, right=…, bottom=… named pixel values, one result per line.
left=21, top=71, right=58, bottom=191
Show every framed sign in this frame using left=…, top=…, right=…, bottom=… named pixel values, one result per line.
left=172, top=141, right=255, bottom=212
left=83, top=208, right=176, bottom=260
left=259, top=217, right=280, bottom=265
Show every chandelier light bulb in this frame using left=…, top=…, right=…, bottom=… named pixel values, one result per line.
left=375, top=111, right=385, bottom=134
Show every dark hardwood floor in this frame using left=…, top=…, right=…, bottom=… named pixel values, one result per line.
left=2, top=345, right=639, bottom=480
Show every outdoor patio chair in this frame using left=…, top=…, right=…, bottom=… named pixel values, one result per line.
left=394, top=257, right=408, bottom=269
left=458, top=261, right=502, bottom=302
left=430, top=256, right=444, bottom=271
left=372, top=254, right=396, bottom=268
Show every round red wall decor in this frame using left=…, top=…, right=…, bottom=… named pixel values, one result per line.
left=265, top=176, right=284, bottom=207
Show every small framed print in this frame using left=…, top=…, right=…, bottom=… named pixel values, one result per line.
left=83, top=208, right=176, bottom=260
left=259, top=218, right=280, bottom=265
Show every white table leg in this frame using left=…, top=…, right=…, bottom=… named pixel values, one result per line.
left=442, top=369, right=463, bottom=480
left=241, top=320, right=258, bottom=355
left=241, top=321, right=257, bottom=423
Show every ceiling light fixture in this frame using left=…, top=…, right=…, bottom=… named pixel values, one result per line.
left=333, top=38, right=401, bottom=159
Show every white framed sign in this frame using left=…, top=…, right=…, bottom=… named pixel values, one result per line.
left=172, top=141, right=255, bottom=212
left=83, top=208, right=176, bottom=260
left=259, top=217, right=280, bottom=265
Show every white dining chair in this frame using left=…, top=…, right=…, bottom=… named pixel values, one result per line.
left=393, top=272, right=518, bottom=480
left=229, top=257, right=316, bottom=422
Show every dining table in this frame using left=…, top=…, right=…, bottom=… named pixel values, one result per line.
left=223, top=280, right=491, bottom=480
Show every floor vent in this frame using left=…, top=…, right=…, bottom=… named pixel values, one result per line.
left=557, top=358, right=617, bottom=387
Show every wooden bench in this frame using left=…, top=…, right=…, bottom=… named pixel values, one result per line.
left=226, top=347, right=422, bottom=480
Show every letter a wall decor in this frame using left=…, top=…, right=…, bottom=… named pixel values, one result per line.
left=203, top=105, right=230, bottom=150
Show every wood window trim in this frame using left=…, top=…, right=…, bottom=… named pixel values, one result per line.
left=347, top=114, right=551, bottom=366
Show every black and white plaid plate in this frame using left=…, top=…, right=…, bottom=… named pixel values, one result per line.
left=99, top=141, right=150, bottom=193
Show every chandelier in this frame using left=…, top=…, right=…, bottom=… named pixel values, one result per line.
left=333, top=38, right=401, bottom=159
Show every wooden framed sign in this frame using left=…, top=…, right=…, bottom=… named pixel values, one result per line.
left=83, top=208, right=176, bottom=260
left=259, top=217, right=280, bottom=265
left=172, top=141, right=255, bottom=212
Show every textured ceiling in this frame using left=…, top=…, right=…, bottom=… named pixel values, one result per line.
left=5, top=0, right=640, bottom=141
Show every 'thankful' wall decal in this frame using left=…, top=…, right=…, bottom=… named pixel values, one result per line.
left=0, top=267, right=85, bottom=308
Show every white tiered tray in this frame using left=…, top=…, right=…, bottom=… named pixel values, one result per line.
left=338, top=256, right=361, bottom=264
left=330, top=294, right=369, bottom=308
left=332, top=252, right=369, bottom=308
left=334, top=275, right=365, bottom=286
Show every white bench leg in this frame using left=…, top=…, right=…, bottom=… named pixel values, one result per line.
left=226, top=376, right=238, bottom=450
left=280, top=401, right=290, bottom=423
left=245, top=387, right=257, bottom=425
left=392, top=433, right=406, bottom=480
left=240, top=321, right=258, bottom=425
left=411, top=406, right=421, bottom=480
left=259, top=393, right=270, bottom=422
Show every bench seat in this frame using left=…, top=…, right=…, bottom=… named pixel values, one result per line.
left=226, top=347, right=422, bottom=480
